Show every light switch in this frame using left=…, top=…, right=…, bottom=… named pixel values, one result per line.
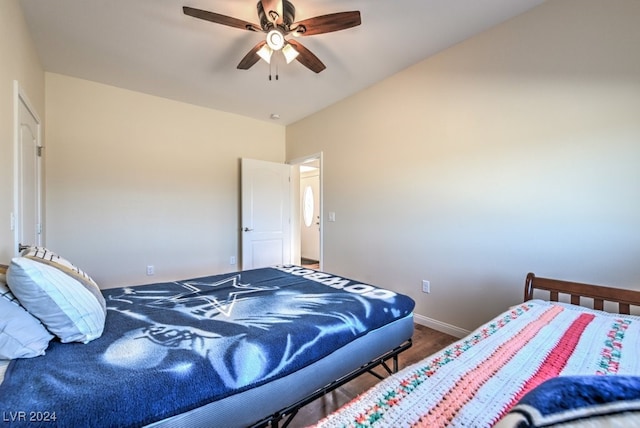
left=328, top=212, right=336, bottom=222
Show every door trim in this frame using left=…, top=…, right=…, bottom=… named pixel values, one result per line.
left=13, top=80, right=43, bottom=256
left=288, top=152, right=323, bottom=271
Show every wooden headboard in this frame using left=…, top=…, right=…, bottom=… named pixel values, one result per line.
left=525, top=272, right=640, bottom=315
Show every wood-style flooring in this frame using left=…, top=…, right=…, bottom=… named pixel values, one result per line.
left=287, top=324, right=458, bottom=427
left=301, top=260, right=320, bottom=270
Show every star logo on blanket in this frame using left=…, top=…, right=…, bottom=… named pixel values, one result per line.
left=148, top=275, right=275, bottom=318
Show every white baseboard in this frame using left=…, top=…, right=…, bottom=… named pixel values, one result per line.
left=413, top=313, right=470, bottom=338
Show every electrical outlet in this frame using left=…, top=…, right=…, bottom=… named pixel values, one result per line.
left=422, top=280, right=430, bottom=293
left=230, top=256, right=236, bottom=265
left=146, top=265, right=155, bottom=276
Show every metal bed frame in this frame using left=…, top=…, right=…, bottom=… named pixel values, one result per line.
left=252, top=339, right=413, bottom=428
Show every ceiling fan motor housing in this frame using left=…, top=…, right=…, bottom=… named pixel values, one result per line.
left=257, top=0, right=296, bottom=32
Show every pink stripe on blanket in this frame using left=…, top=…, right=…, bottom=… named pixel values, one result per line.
left=413, top=305, right=565, bottom=427
left=494, top=312, right=595, bottom=422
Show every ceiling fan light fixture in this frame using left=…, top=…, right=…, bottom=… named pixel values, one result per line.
left=266, top=29, right=285, bottom=51
left=257, top=44, right=273, bottom=64
left=282, top=43, right=299, bottom=64
left=183, top=2, right=361, bottom=74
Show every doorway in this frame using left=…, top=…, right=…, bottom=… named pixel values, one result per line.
left=290, top=153, right=322, bottom=270
left=300, top=162, right=319, bottom=267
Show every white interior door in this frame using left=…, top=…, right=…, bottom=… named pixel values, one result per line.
left=241, top=158, right=291, bottom=270
left=14, top=82, right=43, bottom=255
left=300, top=171, right=320, bottom=262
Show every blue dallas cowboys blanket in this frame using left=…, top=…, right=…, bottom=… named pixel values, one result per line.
left=0, top=266, right=414, bottom=427
left=498, top=375, right=640, bottom=427
left=496, top=375, right=640, bottom=428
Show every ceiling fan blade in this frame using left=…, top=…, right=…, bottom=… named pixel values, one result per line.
left=287, top=40, right=326, bottom=73
left=183, top=6, right=261, bottom=32
left=237, top=40, right=268, bottom=70
left=291, top=11, right=361, bottom=36
left=260, top=0, right=284, bottom=25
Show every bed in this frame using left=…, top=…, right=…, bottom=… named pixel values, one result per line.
left=0, top=251, right=415, bottom=428
left=314, top=273, right=640, bottom=428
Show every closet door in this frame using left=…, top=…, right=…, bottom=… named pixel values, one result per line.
left=15, top=82, right=43, bottom=254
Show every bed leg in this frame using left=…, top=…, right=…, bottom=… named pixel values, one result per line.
left=280, top=410, right=297, bottom=428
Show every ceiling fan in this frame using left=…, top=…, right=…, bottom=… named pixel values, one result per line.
left=183, top=0, right=361, bottom=73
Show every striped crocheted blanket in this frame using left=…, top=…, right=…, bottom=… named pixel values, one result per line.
left=314, top=300, right=640, bottom=428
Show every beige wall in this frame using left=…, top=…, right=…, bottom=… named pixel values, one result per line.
left=45, top=73, right=285, bottom=287
left=0, top=0, right=45, bottom=264
left=6, top=0, right=640, bottom=334
left=287, top=0, right=640, bottom=333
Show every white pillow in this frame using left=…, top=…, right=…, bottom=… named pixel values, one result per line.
left=7, top=257, right=106, bottom=344
left=20, top=246, right=105, bottom=313
left=0, top=280, right=53, bottom=359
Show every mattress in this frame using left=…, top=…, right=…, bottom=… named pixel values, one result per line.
left=315, top=300, right=640, bottom=427
left=0, top=265, right=415, bottom=427
left=2, top=316, right=411, bottom=427
left=151, top=314, right=413, bottom=427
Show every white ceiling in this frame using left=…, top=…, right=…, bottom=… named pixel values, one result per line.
left=19, top=0, right=545, bottom=125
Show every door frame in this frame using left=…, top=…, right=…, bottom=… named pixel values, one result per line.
left=288, top=152, right=323, bottom=270
left=13, top=80, right=43, bottom=256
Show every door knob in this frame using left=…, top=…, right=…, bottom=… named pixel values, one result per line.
left=243, top=227, right=254, bottom=232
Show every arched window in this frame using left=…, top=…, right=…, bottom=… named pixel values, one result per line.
left=303, top=185, right=314, bottom=227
